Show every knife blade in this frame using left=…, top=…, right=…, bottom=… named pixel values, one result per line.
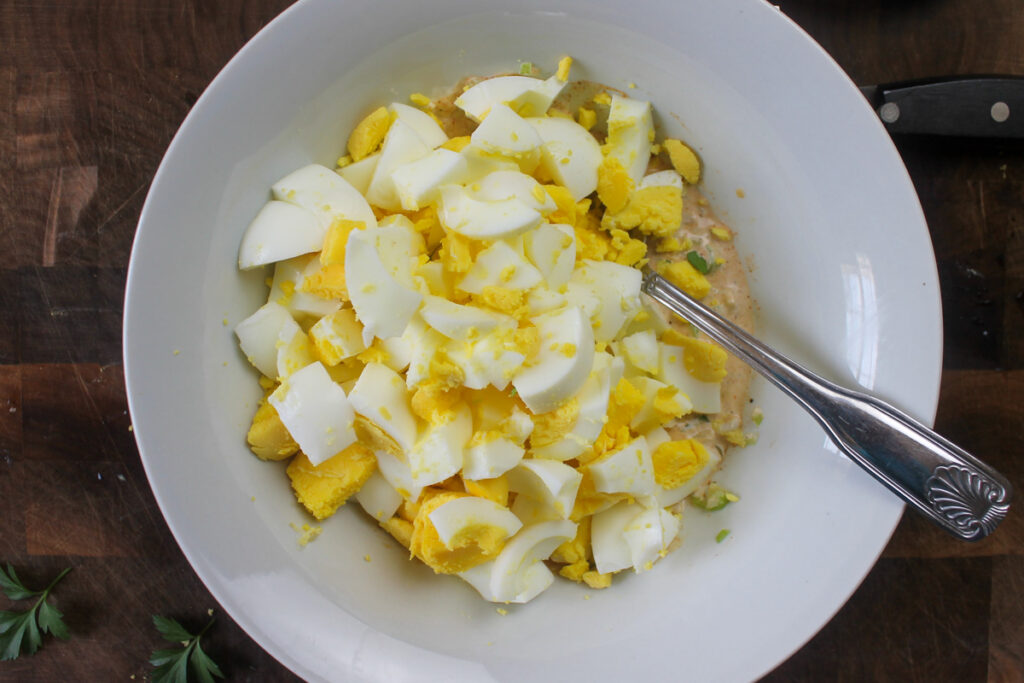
left=860, top=76, right=1024, bottom=138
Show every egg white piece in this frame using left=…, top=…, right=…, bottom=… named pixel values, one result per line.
left=238, top=200, right=324, bottom=270
left=347, top=362, right=419, bottom=453
left=509, top=494, right=562, bottom=526
left=462, top=436, right=525, bottom=480
left=402, top=316, right=448, bottom=388
left=512, top=306, right=595, bottom=414
left=458, top=557, right=554, bottom=604
left=337, top=152, right=379, bottom=196
left=376, top=215, right=425, bottom=288
left=445, top=333, right=526, bottom=391
left=619, top=297, right=670, bottom=338
left=604, top=95, right=654, bottom=185
left=429, top=496, right=523, bottom=548
left=268, top=361, right=357, bottom=466
left=627, top=375, right=691, bottom=433
left=508, top=74, right=566, bottom=118
left=524, top=223, right=575, bottom=288
left=345, top=227, right=423, bottom=344
left=267, top=255, right=342, bottom=319
left=639, top=169, right=683, bottom=190
left=621, top=330, right=660, bottom=374
left=365, top=119, right=431, bottom=211
left=308, top=308, right=366, bottom=364
left=354, top=471, right=404, bottom=522
left=377, top=335, right=412, bottom=373
left=591, top=501, right=646, bottom=574
left=567, top=260, right=642, bottom=343
left=623, top=507, right=681, bottom=573
left=420, top=295, right=515, bottom=341
left=470, top=104, right=543, bottom=172
left=276, top=324, right=316, bottom=380
left=642, top=425, right=671, bottom=453
left=588, top=435, right=656, bottom=496
left=656, top=343, right=723, bottom=414
left=271, top=163, right=377, bottom=230
left=655, top=443, right=722, bottom=507
left=235, top=302, right=300, bottom=378
left=500, top=406, right=534, bottom=444
left=454, top=75, right=547, bottom=122
left=458, top=144, right=521, bottom=185
left=415, top=261, right=453, bottom=299
left=526, top=116, right=603, bottom=201
left=457, top=240, right=543, bottom=294
left=526, top=285, right=568, bottom=316
left=530, top=352, right=623, bottom=461
left=506, top=459, right=582, bottom=518
left=472, top=170, right=556, bottom=214
left=374, top=448, right=427, bottom=502
left=408, top=403, right=472, bottom=485
left=390, top=149, right=467, bottom=211
left=489, top=520, right=576, bottom=603
left=438, top=185, right=542, bottom=241
left=389, top=102, right=447, bottom=148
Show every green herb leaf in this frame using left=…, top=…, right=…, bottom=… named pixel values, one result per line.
left=153, top=615, right=193, bottom=644
left=150, top=616, right=223, bottom=683
left=715, top=529, right=731, bottom=543
left=190, top=641, right=225, bottom=683
left=686, top=251, right=710, bottom=274
left=0, top=564, right=38, bottom=601
left=37, top=601, right=69, bottom=641
left=0, top=565, right=71, bottom=660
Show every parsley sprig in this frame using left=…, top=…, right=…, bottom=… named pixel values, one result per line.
left=686, top=250, right=711, bottom=274
left=150, top=615, right=224, bottom=683
left=0, top=564, right=71, bottom=660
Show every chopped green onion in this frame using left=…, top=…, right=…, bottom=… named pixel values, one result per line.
left=519, top=62, right=534, bottom=75
left=686, top=251, right=710, bottom=274
left=715, top=529, right=730, bottom=543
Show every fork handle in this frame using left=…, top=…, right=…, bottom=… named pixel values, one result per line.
left=642, top=271, right=1012, bottom=541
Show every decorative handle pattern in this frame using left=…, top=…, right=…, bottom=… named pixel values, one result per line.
left=925, top=465, right=1011, bottom=540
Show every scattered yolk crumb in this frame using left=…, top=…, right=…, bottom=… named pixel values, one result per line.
left=652, top=439, right=710, bottom=489
left=582, top=571, right=612, bottom=589
left=347, top=106, right=391, bottom=161
left=556, top=56, right=573, bottom=82
left=736, top=188, right=745, bottom=198
left=290, top=522, right=323, bottom=547
left=710, top=226, right=732, bottom=241
left=663, top=139, right=701, bottom=184
left=577, top=107, right=597, bottom=130
left=593, top=92, right=612, bottom=106
left=409, top=92, right=431, bottom=107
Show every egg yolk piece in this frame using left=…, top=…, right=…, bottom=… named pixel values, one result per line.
left=652, top=439, right=710, bottom=490
left=410, top=492, right=511, bottom=573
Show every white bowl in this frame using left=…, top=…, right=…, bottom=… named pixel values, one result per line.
left=123, top=0, right=942, bottom=680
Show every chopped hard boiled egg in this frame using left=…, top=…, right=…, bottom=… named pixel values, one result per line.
left=234, top=57, right=754, bottom=606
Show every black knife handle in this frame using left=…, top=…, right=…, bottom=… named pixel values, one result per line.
left=867, top=76, right=1024, bottom=139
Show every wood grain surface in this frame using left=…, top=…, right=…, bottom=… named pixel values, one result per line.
left=0, top=1, right=1021, bottom=681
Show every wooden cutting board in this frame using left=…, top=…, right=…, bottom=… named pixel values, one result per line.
left=0, top=1, right=1020, bottom=680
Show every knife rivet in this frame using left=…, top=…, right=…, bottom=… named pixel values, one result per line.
left=879, top=102, right=900, bottom=123
left=991, top=101, right=1010, bottom=123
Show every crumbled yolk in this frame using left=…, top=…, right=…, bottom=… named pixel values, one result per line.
left=440, top=232, right=474, bottom=275
left=543, top=184, right=578, bottom=226
left=462, top=475, right=510, bottom=507
left=409, top=92, right=431, bottom=107
left=530, top=398, right=581, bottom=447
left=656, top=236, right=686, bottom=253
left=582, top=571, right=612, bottom=589
left=570, top=468, right=626, bottom=520
left=410, top=492, right=507, bottom=574
left=321, top=219, right=364, bottom=266
left=593, top=92, right=612, bottom=106
left=663, top=138, right=701, bottom=184
left=601, top=185, right=683, bottom=237
left=411, top=381, right=463, bottom=424
left=301, top=264, right=348, bottom=300
left=578, top=378, right=646, bottom=465
left=347, top=106, right=391, bottom=161
left=556, top=56, right=573, bottom=82
left=652, top=439, right=710, bottom=489
left=552, top=516, right=591, bottom=565
left=287, top=444, right=377, bottom=520
left=710, top=226, right=732, bottom=241
left=596, top=156, right=634, bottom=213
left=354, top=415, right=402, bottom=457
left=672, top=335, right=728, bottom=382
left=513, top=326, right=540, bottom=361
left=608, top=229, right=647, bottom=266
left=659, top=260, right=711, bottom=300
left=441, top=135, right=472, bottom=152
left=472, top=286, right=528, bottom=318
left=577, top=107, right=597, bottom=130
left=652, top=386, right=690, bottom=425
left=247, top=399, right=299, bottom=461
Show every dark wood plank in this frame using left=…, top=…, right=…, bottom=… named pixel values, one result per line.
left=989, top=555, right=1024, bottom=682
